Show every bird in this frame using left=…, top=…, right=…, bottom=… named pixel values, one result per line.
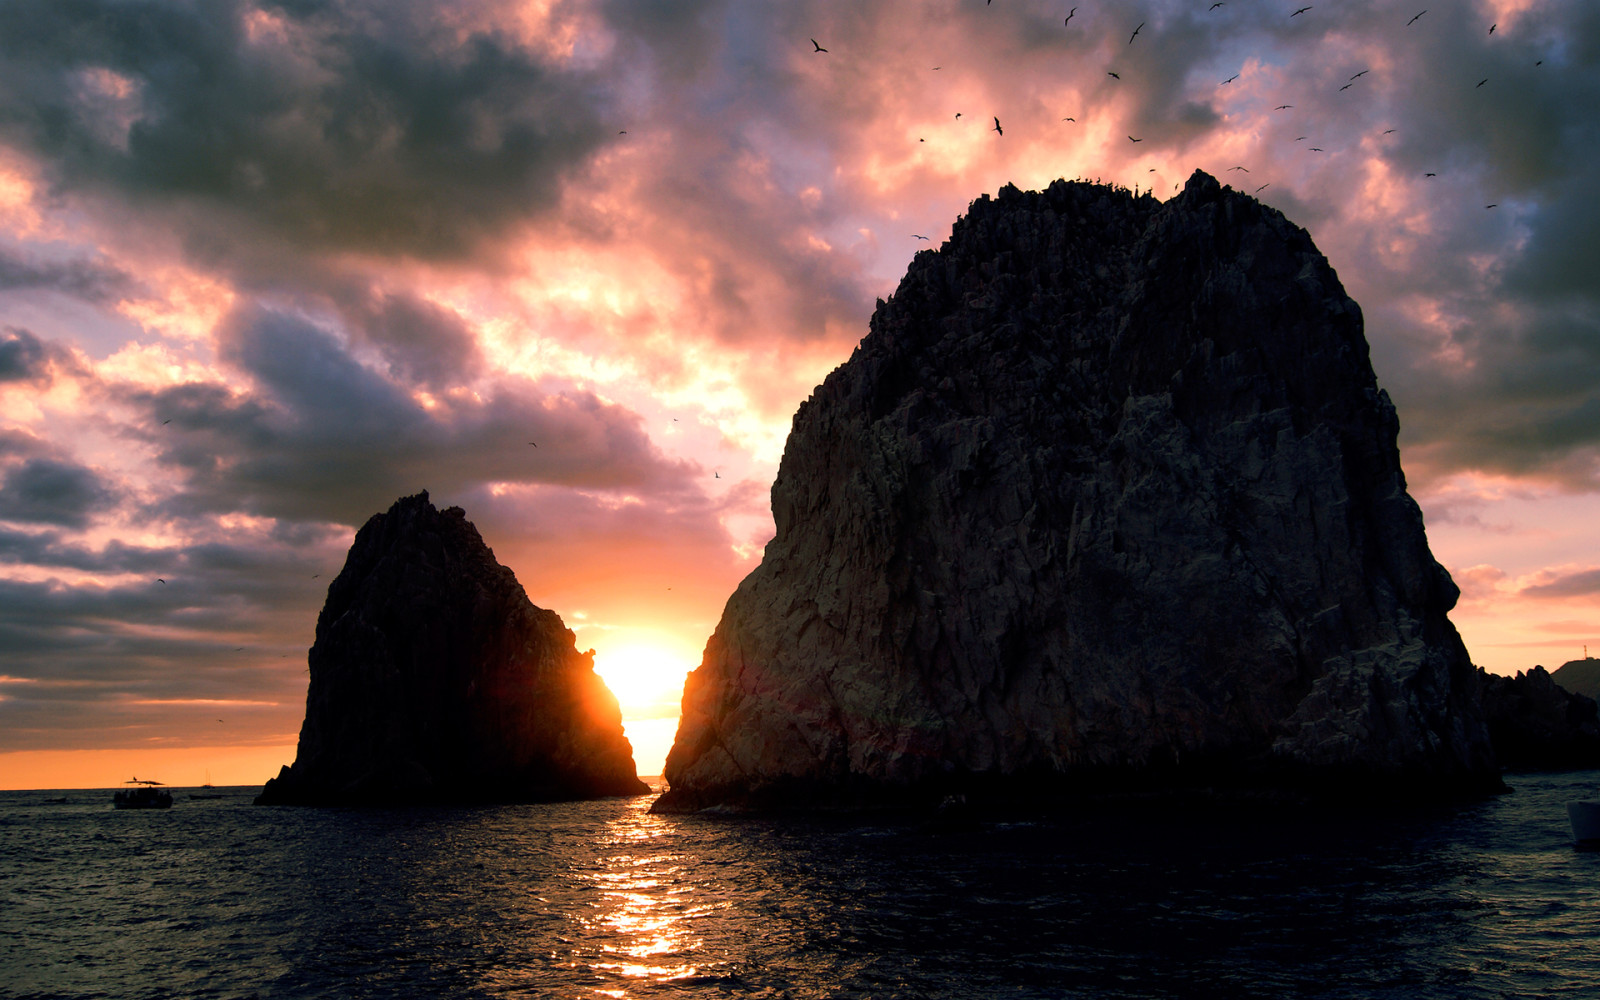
left=1339, top=83, right=1353, bottom=91
left=1065, top=7, right=1077, bottom=25
left=1108, top=71, right=1121, bottom=79
left=1061, top=117, right=1076, bottom=122
left=1536, top=60, right=1543, bottom=66
left=1382, top=128, right=1397, bottom=134
left=1129, top=22, right=1144, bottom=44
left=1489, top=23, right=1496, bottom=34
left=528, top=441, right=537, bottom=447
left=1476, top=78, right=1488, bottom=87
left=1221, top=73, right=1239, bottom=84
left=714, top=471, right=720, bottom=478
left=1128, top=135, right=1143, bottom=142
left=1407, top=10, right=1427, bottom=26
left=156, top=578, right=166, bottom=584
left=912, top=234, right=930, bottom=240
left=1296, top=136, right=1307, bottom=141
left=1308, top=147, right=1323, bottom=151
left=1425, top=172, right=1436, bottom=177
left=1486, top=203, right=1498, bottom=208
left=1229, top=166, right=1249, bottom=172
left=618, top=130, right=627, bottom=134
left=1210, top=2, right=1224, bottom=9
left=992, top=117, right=1003, bottom=135
left=1350, top=70, right=1368, bottom=80
left=1292, top=6, right=1312, bottom=16
left=311, top=574, right=319, bottom=579
left=955, top=113, right=962, bottom=118
left=1275, top=104, right=1293, bottom=110
left=1255, top=183, right=1270, bottom=192
left=810, top=38, right=827, bottom=52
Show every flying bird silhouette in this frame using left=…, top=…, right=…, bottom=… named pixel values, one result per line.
left=161, top=419, right=171, bottom=425
left=1129, top=22, right=1144, bottom=44
left=1108, top=71, right=1121, bottom=79
left=1210, top=2, right=1224, bottom=8
left=1229, top=166, right=1249, bottom=172
left=156, top=578, right=165, bottom=584
left=1275, top=104, right=1293, bottom=110
left=1425, top=172, right=1436, bottom=177
left=912, top=235, right=930, bottom=240
left=992, top=117, right=1003, bottom=135
left=1489, top=24, right=1496, bottom=34
left=1061, top=117, right=1076, bottom=122
left=1476, top=78, right=1488, bottom=87
left=810, top=38, right=827, bottom=52
left=1292, top=6, right=1312, bottom=16
left=1407, top=10, right=1427, bottom=26
left=1221, top=73, right=1239, bottom=84
left=1350, top=70, right=1369, bottom=80
left=1128, top=135, right=1143, bottom=142
left=1255, top=183, right=1270, bottom=192
left=955, top=113, right=962, bottom=118
left=1486, top=204, right=1498, bottom=209
left=528, top=441, right=537, bottom=446
left=1339, top=83, right=1353, bottom=91
left=1308, top=147, right=1323, bottom=151
left=1065, top=8, right=1076, bottom=25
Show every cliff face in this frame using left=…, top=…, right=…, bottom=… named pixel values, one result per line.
left=657, top=170, right=1498, bottom=812
left=257, top=492, right=647, bottom=805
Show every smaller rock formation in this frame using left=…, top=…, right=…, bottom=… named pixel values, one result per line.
left=257, top=492, right=647, bottom=805
left=1550, top=657, right=1600, bottom=699
left=1478, top=666, right=1600, bottom=770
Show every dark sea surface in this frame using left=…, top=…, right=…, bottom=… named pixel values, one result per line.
left=4, top=772, right=1600, bottom=999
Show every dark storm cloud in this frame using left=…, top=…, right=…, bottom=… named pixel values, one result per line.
left=123, top=302, right=696, bottom=524
left=334, top=288, right=484, bottom=389
left=0, top=458, right=118, bottom=529
left=0, top=0, right=614, bottom=261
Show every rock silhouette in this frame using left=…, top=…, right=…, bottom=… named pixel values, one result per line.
left=1479, top=665, right=1600, bottom=770
left=657, top=170, right=1498, bottom=812
left=257, top=492, right=647, bottom=805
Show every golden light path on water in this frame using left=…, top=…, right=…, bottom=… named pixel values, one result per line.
left=577, top=789, right=711, bottom=993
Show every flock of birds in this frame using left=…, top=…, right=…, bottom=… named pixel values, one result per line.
left=806, top=3, right=1542, bottom=217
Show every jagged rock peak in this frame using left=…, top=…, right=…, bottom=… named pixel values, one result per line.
left=257, top=491, right=647, bottom=805
left=655, top=170, right=1498, bottom=812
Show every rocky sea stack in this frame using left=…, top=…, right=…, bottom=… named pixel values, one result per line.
left=257, top=492, right=647, bottom=805
left=657, top=170, right=1499, bottom=813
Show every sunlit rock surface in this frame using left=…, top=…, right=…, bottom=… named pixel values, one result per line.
left=257, top=492, right=647, bottom=805
left=656, top=171, right=1498, bottom=812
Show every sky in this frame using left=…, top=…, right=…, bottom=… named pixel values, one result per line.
left=1, top=0, right=1597, bottom=790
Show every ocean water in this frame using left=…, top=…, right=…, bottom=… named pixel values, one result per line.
left=3, top=772, right=1599, bottom=999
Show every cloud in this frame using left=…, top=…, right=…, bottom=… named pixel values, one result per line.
left=0, top=457, right=117, bottom=529
left=1521, top=567, right=1600, bottom=600
left=118, top=301, right=698, bottom=524
left=0, top=247, right=135, bottom=303
left=0, top=0, right=616, bottom=262
left=0, top=328, right=70, bottom=384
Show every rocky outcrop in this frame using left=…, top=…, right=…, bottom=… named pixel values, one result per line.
left=257, top=492, right=647, bottom=805
left=1478, top=666, right=1600, bottom=770
left=656, top=170, right=1499, bottom=812
left=1551, top=657, right=1600, bottom=699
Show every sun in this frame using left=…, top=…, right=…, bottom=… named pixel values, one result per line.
left=591, top=642, right=692, bottom=719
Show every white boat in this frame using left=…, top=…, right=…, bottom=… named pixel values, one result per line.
left=1566, top=800, right=1600, bottom=846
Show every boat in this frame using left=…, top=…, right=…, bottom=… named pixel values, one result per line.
left=1567, top=800, right=1600, bottom=846
left=113, top=778, right=173, bottom=810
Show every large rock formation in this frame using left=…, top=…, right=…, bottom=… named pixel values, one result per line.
left=257, top=492, right=647, bottom=805
left=657, top=170, right=1499, bottom=812
left=1478, top=665, right=1600, bottom=770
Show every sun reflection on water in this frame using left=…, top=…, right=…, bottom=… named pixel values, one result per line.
left=573, top=790, right=715, bottom=995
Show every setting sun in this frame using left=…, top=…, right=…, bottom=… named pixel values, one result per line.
left=592, top=640, right=695, bottom=777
